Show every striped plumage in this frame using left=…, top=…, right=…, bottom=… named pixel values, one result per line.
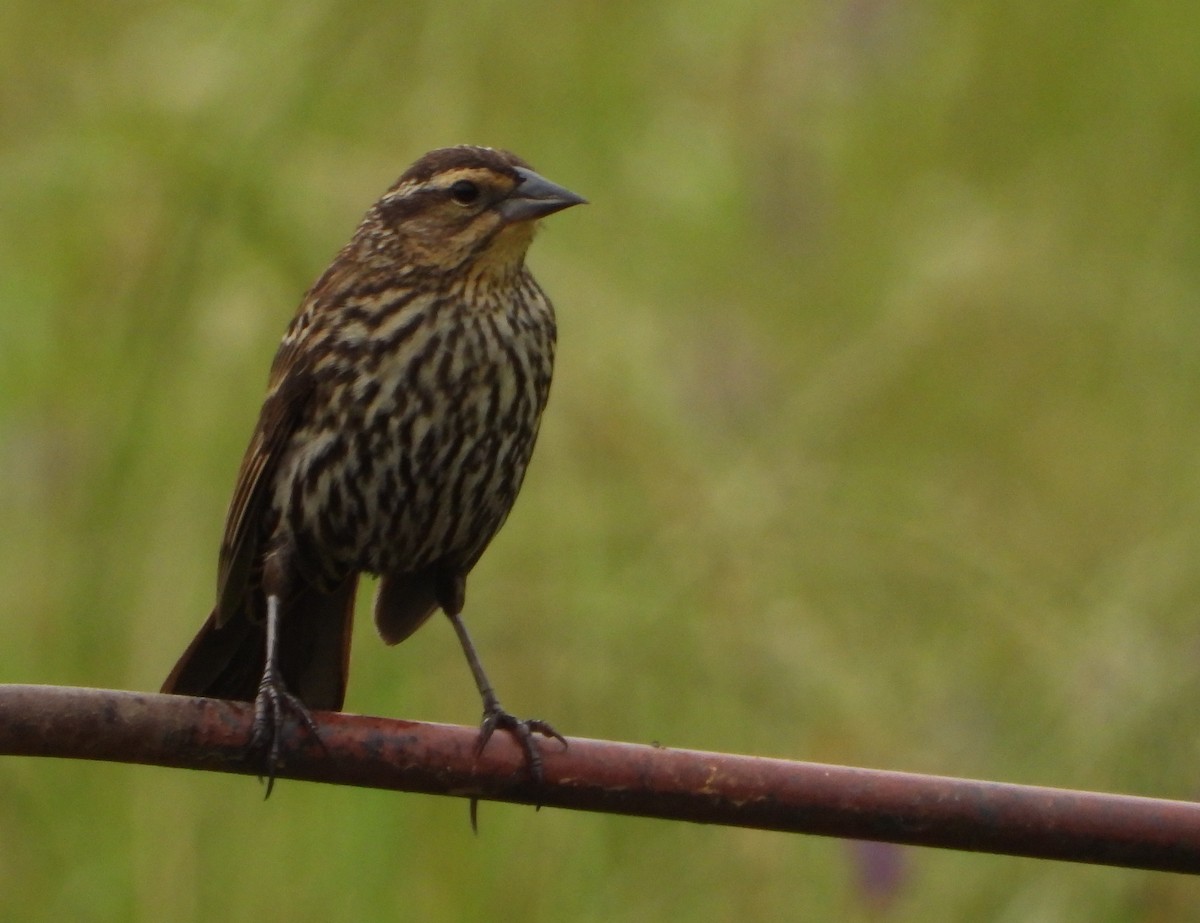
left=162, top=146, right=584, bottom=780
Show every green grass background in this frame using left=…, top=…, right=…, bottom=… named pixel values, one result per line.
left=3, top=1, right=1200, bottom=919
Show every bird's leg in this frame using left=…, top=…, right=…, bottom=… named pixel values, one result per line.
left=249, top=590, right=321, bottom=797
left=446, top=609, right=566, bottom=783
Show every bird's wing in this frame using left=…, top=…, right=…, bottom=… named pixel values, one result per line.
left=214, top=335, right=315, bottom=627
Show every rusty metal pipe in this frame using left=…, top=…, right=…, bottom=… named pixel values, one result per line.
left=1, top=684, right=1197, bottom=874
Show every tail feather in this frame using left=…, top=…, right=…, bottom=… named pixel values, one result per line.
left=374, top=570, right=440, bottom=646
left=162, top=577, right=358, bottom=711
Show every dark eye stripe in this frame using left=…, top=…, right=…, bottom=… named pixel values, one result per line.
left=376, top=177, right=496, bottom=224
left=375, top=187, right=453, bottom=223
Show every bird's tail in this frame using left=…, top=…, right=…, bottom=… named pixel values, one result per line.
left=161, top=578, right=358, bottom=711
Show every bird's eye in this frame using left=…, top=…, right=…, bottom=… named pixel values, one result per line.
left=448, top=180, right=481, bottom=205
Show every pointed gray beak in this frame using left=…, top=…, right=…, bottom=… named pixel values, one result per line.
left=497, top=167, right=588, bottom=223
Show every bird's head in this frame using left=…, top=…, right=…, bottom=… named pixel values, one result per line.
left=363, top=146, right=586, bottom=278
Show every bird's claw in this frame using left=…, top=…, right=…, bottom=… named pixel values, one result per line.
left=469, top=703, right=566, bottom=832
left=248, top=672, right=322, bottom=798
left=476, top=702, right=567, bottom=784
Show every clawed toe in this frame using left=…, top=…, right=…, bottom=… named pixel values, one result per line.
left=249, top=676, right=321, bottom=797
left=477, top=703, right=567, bottom=783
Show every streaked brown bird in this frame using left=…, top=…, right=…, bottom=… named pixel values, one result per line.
left=162, top=146, right=585, bottom=787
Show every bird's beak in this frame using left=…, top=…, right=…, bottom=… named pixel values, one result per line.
left=498, top=167, right=588, bottom=223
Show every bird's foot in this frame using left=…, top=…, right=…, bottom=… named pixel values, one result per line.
left=248, top=670, right=321, bottom=798
left=476, top=697, right=567, bottom=784
left=469, top=701, right=567, bottom=832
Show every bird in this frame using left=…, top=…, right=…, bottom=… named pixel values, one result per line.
left=161, top=145, right=585, bottom=790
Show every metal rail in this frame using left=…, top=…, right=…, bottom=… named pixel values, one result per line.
left=1, top=684, right=1197, bottom=874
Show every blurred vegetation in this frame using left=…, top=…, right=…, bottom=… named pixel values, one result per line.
left=2, top=0, right=1200, bottom=919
